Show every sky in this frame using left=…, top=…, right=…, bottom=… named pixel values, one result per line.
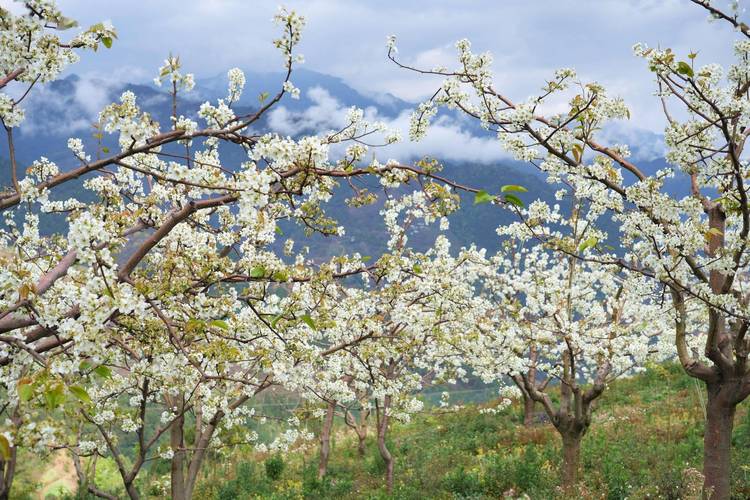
left=3, top=0, right=748, bottom=161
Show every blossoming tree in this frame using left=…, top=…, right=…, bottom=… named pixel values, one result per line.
left=296, top=189, right=488, bottom=493
left=0, top=2, right=481, bottom=499
left=390, top=1, right=750, bottom=495
left=467, top=199, right=672, bottom=487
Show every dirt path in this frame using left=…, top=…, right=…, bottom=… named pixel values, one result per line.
left=36, top=451, right=77, bottom=499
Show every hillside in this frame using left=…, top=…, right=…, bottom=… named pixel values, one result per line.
left=18, top=364, right=750, bottom=499
left=191, top=364, right=750, bottom=499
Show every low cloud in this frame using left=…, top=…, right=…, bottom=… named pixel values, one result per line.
left=16, top=72, right=132, bottom=137
left=269, top=86, right=664, bottom=165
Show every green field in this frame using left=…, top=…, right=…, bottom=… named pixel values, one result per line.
left=20, top=363, right=750, bottom=499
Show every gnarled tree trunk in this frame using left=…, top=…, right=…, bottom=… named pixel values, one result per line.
left=702, top=380, right=740, bottom=499
left=560, top=429, right=584, bottom=488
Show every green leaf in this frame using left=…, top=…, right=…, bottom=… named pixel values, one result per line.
left=572, top=143, right=584, bottom=163
left=579, top=236, right=599, bottom=253
left=101, top=146, right=110, bottom=153
left=300, top=314, right=316, bottom=330
left=18, top=379, right=33, bottom=402
left=412, top=264, right=423, bottom=274
left=473, top=190, right=495, bottom=205
left=270, top=314, right=283, bottom=329
left=57, top=16, right=79, bottom=30
left=93, top=365, right=112, bottom=380
left=102, top=36, right=113, bottom=49
left=503, top=194, right=524, bottom=208
left=44, top=384, right=66, bottom=410
left=272, top=270, right=289, bottom=282
left=676, top=61, right=694, bottom=78
left=79, top=360, right=92, bottom=372
left=68, top=386, right=92, bottom=404
left=275, top=225, right=284, bottom=236
left=0, top=435, right=10, bottom=461
left=500, top=184, right=528, bottom=194
left=210, top=319, right=229, bottom=330
left=249, top=265, right=266, bottom=279
left=259, top=91, right=270, bottom=103
left=361, top=256, right=372, bottom=263
left=185, top=319, right=204, bottom=333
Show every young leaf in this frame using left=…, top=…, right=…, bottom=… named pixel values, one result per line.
left=18, top=378, right=33, bottom=402
left=102, top=37, right=113, bottom=49
left=579, top=236, right=598, bottom=252
left=272, top=270, right=289, bottom=282
left=474, top=190, right=495, bottom=205
left=300, top=314, right=316, bottom=330
left=57, top=16, right=79, bottom=30
left=504, top=194, right=525, bottom=208
left=44, top=384, right=66, bottom=410
left=249, top=265, right=266, bottom=279
left=93, top=365, right=113, bottom=380
left=500, top=184, right=528, bottom=193
left=0, top=435, right=10, bottom=461
left=270, top=314, right=283, bottom=329
left=210, top=319, right=229, bottom=330
left=68, top=386, right=92, bottom=404
left=572, top=143, right=584, bottom=163
left=676, top=61, right=694, bottom=78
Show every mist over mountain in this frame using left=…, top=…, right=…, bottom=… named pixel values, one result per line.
left=0, top=67, right=673, bottom=259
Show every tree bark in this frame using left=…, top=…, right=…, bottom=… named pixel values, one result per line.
left=357, top=431, right=367, bottom=457
left=377, top=396, right=394, bottom=494
left=560, top=431, right=582, bottom=489
left=356, top=408, right=369, bottom=457
left=523, top=396, right=535, bottom=427
left=170, top=400, right=187, bottom=500
left=318, top=400, right=336, bottom=480
left=703, top=382, right=737, bottom=500
left=0, top=448, right=16, bottom=500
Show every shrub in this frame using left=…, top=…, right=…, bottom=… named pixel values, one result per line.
left=443, top=466, right=482, bottom=496
left=265, top=455, right=285, bottom=481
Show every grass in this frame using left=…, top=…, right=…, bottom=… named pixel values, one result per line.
left=24, top=363, right=750, bottom=499
left=190, top=363, right=750, bottom=499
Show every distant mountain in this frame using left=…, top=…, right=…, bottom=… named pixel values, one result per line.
left=195, top=68, right=411, bottom=117
left=0, top=69, right=672, bottom=259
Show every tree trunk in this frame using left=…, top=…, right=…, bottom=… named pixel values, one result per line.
left=357, top=431, right=367, bottom=457
left=124, top=482, right=140, bottom=500
left=170, top=405, right=187, bottom=500
left=0, top=449, right=16, bottom=500
left=560, top=431, right=582, bottom=489
left=523, top=396, right=535, bottom=427
left=356, top=408, right=368, bottom=457
left=318, top=400, right=336, bottom=480
left=703, top=383, right=737, bottom=500
left=377, top=396, right=394, bottom=493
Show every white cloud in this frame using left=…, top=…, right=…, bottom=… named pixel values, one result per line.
left=50, top=0, right=743, bottom=136
left=269, top=86, right=509, bottom=163
left=270, top=86, right=668, bottom=165
left=269, top=86, right=351, bottom=135
left=16, top=74, right=119, bottom=136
